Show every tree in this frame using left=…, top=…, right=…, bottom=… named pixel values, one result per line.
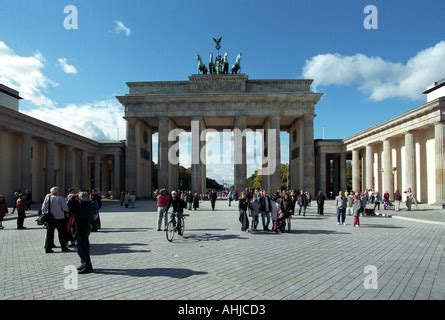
left=247, top=164, right=289, bottom=189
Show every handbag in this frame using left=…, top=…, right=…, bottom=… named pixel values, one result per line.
left=39, top=195, right=54, bottom=224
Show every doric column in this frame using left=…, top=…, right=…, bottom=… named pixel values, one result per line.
left=340, top=153, right=347, bottom=192
left=94, top=154, right=100, bottom=191
left=365, top=144, right=373, bottom=190
left=191, top=116, right=203, bottom=194
left=234, top=116, right=247, bottom=192
left=113, top=154, right=121, bottom=198
left=269, top=115, right=281, bottom=193
left=319, top=151, right=327, bottom=196
left=80, top=150, right=88, bottom=190
left=45, top=140, right=55, bottom=193
left=333, top=155, right=340, bottom=195
left=435, top=122, right=445, bottom=205
left=404, top=131, right=416, bottom=193
left=352, top=149, right=359, bottom=192
left=65, top=146, right=74, bottom=192
left=125, top=118, right=137, bottom=193
left=20, top=134, right=32, bottom=191
left=157, top=117, right=169, bottom=190
left=101, top=156, right=110, bottom=194
left=382, top=139, right=393, bottom=198
left=303, top=114, right=315, bottom=194
left=168, top=119, right=179, bottom=192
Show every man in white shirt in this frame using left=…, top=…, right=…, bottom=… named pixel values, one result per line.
left=41, top=187, right=69, bottom=253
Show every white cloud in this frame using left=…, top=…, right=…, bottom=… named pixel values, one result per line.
left=57, top=58, right=77, bottom=74
left=22, top=98, right=126, bottom=142
left=0, top=41, right=57, bottom=108
left=302, top=41, right=445, bottom=102
left=114, top=20, right=131, bottom=37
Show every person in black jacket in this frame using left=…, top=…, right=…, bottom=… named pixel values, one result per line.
left=316, top=191, right=326, bottom=215
left=91, top=190, right=102, bottom=231
left=73, top=192, right=94, bottom=274
left=279, top=192, right=293, bottom=232
left=210, top=189, right=218, bottom=211
left=259, top=190, right=272, bottom=231
left=166, top=191, right=186, bottom=235
left=297, top=190, right=308, bottom=216
left=238, top=192, right=249, bottom=231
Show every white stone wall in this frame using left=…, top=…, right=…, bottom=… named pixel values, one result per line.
left=31, top=139, right=45, bottom=201
left=0, top=93, right=19, bottom=111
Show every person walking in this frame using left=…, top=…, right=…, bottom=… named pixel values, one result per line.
left=73, top=192, right=94, bottom=274
left=129, top=191, right=136, bottom=209
left=16, top=193, right=27, bottom=229
left=373, top=192, right=381, bottom=210
left=404, top=188, right=418, bottom=211
left=394, top=190, right=402, bottom=212
left=297, top=190, right=308, bottom=216
left=186, top=191, right=193, bottom=210
left=156, top=189, right=169, bottom=231
left=11, top=191, right=19, bottom=214
left=193, top=193, right=200, bottom=210
left=227, top=190, right=233, bottom=207
left=120, top=191, right=125, bottom=206
left=335, top=191, right=346, bottom=225
left=346, top=191, right=354, bottom=216
left=315, top=191, right=326, bottom=215
left=25, top=189, right=32, bottom=211
left=0, top=195, right=8, bottom=229
left=41, top=187, right=69, bottom=253
left=352, top=194, right=362, bottom=227
left=210, top=189, right=217, bottom=211
left=238, top=192, right=249, bottom=231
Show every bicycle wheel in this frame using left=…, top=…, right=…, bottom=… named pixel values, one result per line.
left=180, top=217, right=185, bottom=236
left=166, top=220, right=175, bottom=242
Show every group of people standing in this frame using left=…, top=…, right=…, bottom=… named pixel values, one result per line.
left=40, top=187, right=102, bottom=274
left=119, top=191, right=136, bottom=209
left=238, top=188, right=313, bottom=233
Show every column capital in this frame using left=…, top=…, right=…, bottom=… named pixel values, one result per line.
left=303, top=114, right=315, bottom=121
left=124, top=117, right=138, bottom=125
left=404, top=130, right=416, bottom=135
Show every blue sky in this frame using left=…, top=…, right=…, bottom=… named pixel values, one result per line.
left=1, top=0, right=444, bottom=184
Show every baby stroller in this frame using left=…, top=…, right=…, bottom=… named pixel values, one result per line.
left=383, top=199, right=394, bottom=210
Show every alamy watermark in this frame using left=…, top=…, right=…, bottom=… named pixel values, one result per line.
left=166, top=120, right=279, bottom=176
left=64, top=5, right=78, bottom=30
left=64, top=265, right=78, bottom=290
left=363, top=265, right=378, bottom=290
left=363, top=5, right=378, bottom=30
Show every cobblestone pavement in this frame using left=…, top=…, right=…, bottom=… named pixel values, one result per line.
left=0, top=200, right=443, bottom=300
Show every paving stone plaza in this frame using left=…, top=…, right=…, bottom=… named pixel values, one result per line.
left=0, top=200, right=443, bottom=300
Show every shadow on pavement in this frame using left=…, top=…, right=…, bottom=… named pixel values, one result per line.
left=93, top=268, right=207, bottom=278
left=186, top=228, right=228, bottom=232
left=360, top=224, right=406, bottom=229
left=98, top=228, right=152, bottom=233
left=181, top=233, right=248, bottom=242
left=91, top=243, right=150, bottom=255
left=250, top=229, right=351, bottom=235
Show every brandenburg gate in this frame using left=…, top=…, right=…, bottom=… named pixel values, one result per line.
left=117, top=74, right=322, bottom=196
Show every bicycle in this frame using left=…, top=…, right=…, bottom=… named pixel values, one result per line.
left=166, top=212, right=188, bottom=242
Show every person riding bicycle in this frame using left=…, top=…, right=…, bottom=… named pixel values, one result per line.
left=166, top=191, right=186, bottom=236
